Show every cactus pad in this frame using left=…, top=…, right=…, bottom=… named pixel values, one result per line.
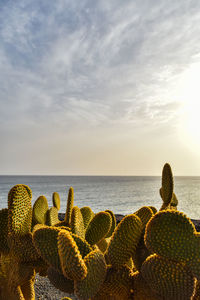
left=141, top=254, right=196, bottom=299
left=104, top=210, right=116, bottom=238
left=80, top=206, right=95, bottom=229
left=70, top=206, right=85, bottom=239
left=33, top=225, right=64, bottom=272
left=57, top=230, right=87, bottom=281
left=64, top=187, right=74, bottom=226
left=97, top=265, right=134, bottom=299
left=74, top=249, right=107, bottom=300
left=134, top=206, right=154, bottom=229
left=145, top=210, right=200, bottom=279
left=46, top=207, right=60, bottom=226
left=32, top=195, right=49, bottom=225
left=0, top=208, right=9, bottom=254
left=160, top=163, right=173, bottom=210
left=85, top=211, right=112, bottom=246
left=8, top=184, right=32, bottom=235
left=106, top=214, right=142, bottom=268
left=52, top=192, right=61, bottom=210
left=47, top=267, right=74, bottom=294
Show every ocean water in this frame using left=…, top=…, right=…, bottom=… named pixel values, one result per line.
left=0, top=175, right=200, bottom=219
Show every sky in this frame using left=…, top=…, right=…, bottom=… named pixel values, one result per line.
left=1, top=0, right=200, bottom=176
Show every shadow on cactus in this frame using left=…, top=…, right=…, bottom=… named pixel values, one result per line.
left=0, top=184, right=47, bottom=300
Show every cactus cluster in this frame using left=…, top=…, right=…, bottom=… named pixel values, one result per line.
left=0, top=163, right=200, bottom=299
left=0, top=184, right=46, bottom=300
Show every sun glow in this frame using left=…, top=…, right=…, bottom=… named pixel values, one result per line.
left=176, top=62, right=200, bottom=151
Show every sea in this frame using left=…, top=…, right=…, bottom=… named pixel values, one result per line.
left=0, top=175, right=200, bottom=219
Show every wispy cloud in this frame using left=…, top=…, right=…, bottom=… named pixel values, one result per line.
left=1, top=0, right=200, bottom=174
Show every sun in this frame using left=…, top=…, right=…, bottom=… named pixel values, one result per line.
left=176, top=62, right=200, bottom=150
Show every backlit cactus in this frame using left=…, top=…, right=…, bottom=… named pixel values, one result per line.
left=1, top=162, right=200, bottom=299
left=33, top=225, right=64, bottom=273
left=70, top=206, right=85, bottom=239
left=74, top=249, right=107, bottom=300
left=160, top=163, right=174, bottom=210
left=132, top=271, right=158, bottom=300
left=106, top=214, right=142, bottom=268
left=85, top=211, right=112, bottom=246
left=141, top=254, right=197, bottom=300
left=0, top=208, right=9, bottom=254
left=145, top=209, right=200, bottom=280
left=32, top=195, right=49, bottom=226
left=65, top=187, right=74, bottom=226
left=52, top=192, right=61, bottom=210
left=0, top=184, right=45, bottom=300
left=46, top=207, right=60, bottom=226
left=58, top=230, right=87, bottom=281
left=104, top=210, right=116, bottom=238
left=80, top=206, right=95, bottom=230
left=48, top=267, right=74, bottom=294
left=8, top=184, right=32, bottom=235
left=134, top=206, right=154, bottom=229
left=94, top=265, right=134, bottom=300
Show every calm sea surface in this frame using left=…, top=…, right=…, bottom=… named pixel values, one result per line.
left=0, top=176, right=200, bottom=219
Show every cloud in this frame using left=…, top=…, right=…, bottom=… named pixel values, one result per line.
left=1, top=0, right=200, bottom=173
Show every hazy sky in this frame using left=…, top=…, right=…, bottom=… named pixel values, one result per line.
left=1, top=0, right=200, bottom=175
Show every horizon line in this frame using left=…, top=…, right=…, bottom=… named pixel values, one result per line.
left=0, top=174, right=200, bottom=177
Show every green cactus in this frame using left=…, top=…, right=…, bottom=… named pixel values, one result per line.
left=144, top=209, right=200, bottom=280
left=0, top=255, right=36, bottom=300
left=80, top=206, right=95, bottom=230
left=0, top=208, right=9, bottom=254
left=74, top=249, right=107, bottom=300
left=160, top=163, right=174, bottom=210
left=47, top=267, right=74, bottom=294
left=105, top=214, right=142, bottom=268
left=57, top=229, right=87, bottom=281
left=52, top=192, right=61, bottom=210
left=96, top=238, right=109, bottom=253
left=141, top=254, right=196, bottom=300
left=132, top=231, right=151, bottom=271
left=94, top=265, right=134, bottom=300
left=132, top=271, right=159, bottom=300
left=33, top=225, right=64, bottom=273
left=148, top=206, right=157, bottom=214
left=72, top=233, right=93, bottom=258
left=85, top=211, right=112, bottom=246
left=46, top=207, right=60, bottom=226
left=104, top=210, right=116, bottom=238
left=193, top=280, right=200, bottom=300
left=65, top=187, right=74, bottom=226
left=8, top=184, right=32, bottom=235
left=0, top=184, right=46, bottom=300
left=134, top=206, right=154, bottom=229
left=70, top=206, right=85, bottom=239
left=170, top=192, right=178, bottom=209
left=32, top=195, right=49, bottom=226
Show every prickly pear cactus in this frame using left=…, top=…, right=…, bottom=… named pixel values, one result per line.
left=52, top=192, right=61, bottom=210
left=65, top=187, right=74, bottom=226
left=58, top=230, right=87, bottom=281
left=106, top=214, right=142, bottom=268
left=160, top=163, right=174, bottom=210
left=145, top=210, right=200, bottom=280
left=32, top=195, right=49, bottom=226
left=85, top=211, right=112, bottom=246
left=74, top=249, right=107, bottom=300
left=70, top=206, right=85, bottom=239
left=0, top=184, right=44, bottom=300
left=80, top=206, right=95, bottom=230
